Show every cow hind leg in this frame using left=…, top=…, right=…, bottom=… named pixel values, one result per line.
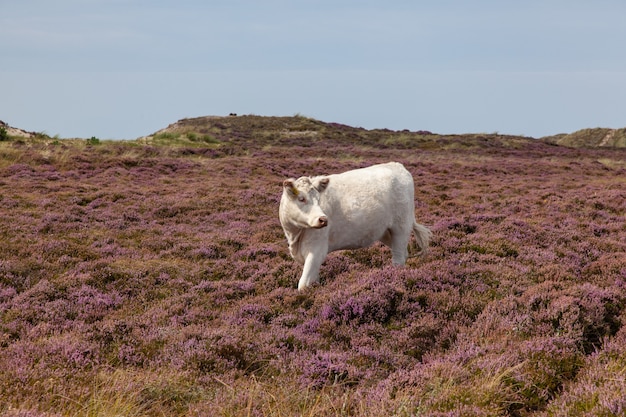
left=380, top=229, right=392, bottom=247
left=387, top=227, right=411, bottom=265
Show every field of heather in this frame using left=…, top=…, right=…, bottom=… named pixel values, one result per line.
left=1, top=116, right=626, bottom=416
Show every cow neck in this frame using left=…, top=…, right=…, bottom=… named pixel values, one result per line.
left=283, top=223, right=303, bottom=256
left=284, top=224, right=303, bottom=245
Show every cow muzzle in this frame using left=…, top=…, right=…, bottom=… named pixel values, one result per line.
left=314, top=216, right=328, bottom=229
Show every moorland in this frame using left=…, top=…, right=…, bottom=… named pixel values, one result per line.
left=1, top=115, right=625, bottom=416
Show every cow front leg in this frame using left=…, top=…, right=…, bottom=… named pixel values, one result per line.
left=298, top=250, right=326, bottom=290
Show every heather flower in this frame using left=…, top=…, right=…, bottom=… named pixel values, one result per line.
left=296, top=351, right=358, bottom=389
left=2, top=119, right=626, bottom=414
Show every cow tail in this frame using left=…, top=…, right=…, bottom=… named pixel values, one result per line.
left=410, top=222, right=432, bottom=257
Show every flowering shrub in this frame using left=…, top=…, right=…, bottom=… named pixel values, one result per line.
left=1, top=116, right=625, bottom=415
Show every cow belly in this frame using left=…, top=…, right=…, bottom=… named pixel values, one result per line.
left=327, top=218, right=390, bottom=251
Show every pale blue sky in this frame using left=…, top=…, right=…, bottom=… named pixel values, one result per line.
left=2, top=1, right=625, bottom=139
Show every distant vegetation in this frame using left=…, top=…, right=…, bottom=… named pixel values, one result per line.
left=149, top=131, right=220, bottom=147
left=544, top=127, right=626, bottom=148
left=1, top=115, right=625, bottom=416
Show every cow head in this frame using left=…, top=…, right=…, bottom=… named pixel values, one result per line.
left=281, top=176, right=330, bottom=229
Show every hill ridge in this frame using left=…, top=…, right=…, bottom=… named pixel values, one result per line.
left=142, top=114, right=543, bottom=151
left=543, top=127, right=626, bottom=148
left=0, top=120, right=36, bottom=138
left=148, top=115, right=626, bottom=149
left=4, top=115, right=626, bottom=148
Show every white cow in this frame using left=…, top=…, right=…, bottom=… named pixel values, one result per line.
left=279, top=162, right=431, bottom=290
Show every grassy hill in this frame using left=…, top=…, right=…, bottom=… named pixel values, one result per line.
left=144, top=114, right=540, bottom=150
left=1, top=116, right=626, bottom=416
left=543, top=128, right=626, bottom=148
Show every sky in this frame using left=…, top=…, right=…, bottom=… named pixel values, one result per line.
left=2, top=0, right=626, bottom=139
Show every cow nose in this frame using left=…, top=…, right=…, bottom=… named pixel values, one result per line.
left=318, top=216, right=328, bottom=227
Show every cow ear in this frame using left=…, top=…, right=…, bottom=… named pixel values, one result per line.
left=283, top=179, right=299, bottom=197
left=314, top=177, right=330, bottom=191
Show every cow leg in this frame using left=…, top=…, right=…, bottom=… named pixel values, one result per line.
left=380, top=229, right=392, bottom=247
left=381, top=228, right=408, bottom=264
left=298, top=250, right=327, bottom=290
left=389, top=227, right=410, bottom=265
